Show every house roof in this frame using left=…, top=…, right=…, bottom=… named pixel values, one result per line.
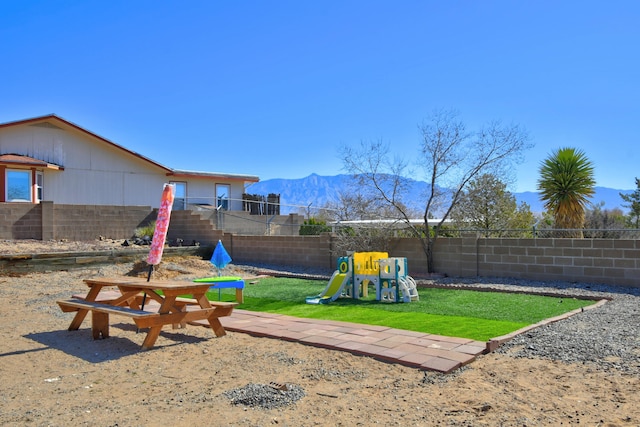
left=0, top=114, right=259, bottom=183
left=170, top=169, right=259, bottom=182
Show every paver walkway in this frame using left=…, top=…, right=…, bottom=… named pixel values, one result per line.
left=217, top=309, right=487, bottom=373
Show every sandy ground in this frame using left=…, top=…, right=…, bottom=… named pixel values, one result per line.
left=0, top=240, right=639, bottom=426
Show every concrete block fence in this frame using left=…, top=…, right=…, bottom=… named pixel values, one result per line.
left=222, top=235, right=640, bottom=288
left=1, top=203, right=638, bottom=288
left=392, top=236, right=640, bottom=287
left=0, top=202, right=155, bottom=241
left=225, top=233, right=334, bottom=269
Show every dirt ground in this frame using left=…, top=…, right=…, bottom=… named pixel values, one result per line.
left=0, top=240, right=638, bottom=426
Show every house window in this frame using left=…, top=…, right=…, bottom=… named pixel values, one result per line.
left=35, top=171, right=43, bottom=202
left=6, top=169, right=31, bottom=202
left=171, top=181, right=186, bottom=210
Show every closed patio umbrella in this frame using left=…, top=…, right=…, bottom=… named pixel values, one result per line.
left=146, top=183, right=176, bottom=279
left=211, top=239, right=232, bottom=276
left=140, top=183, right=175, bottom=317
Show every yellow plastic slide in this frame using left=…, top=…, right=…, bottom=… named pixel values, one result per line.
left=305, top=270, right=349, bottom=304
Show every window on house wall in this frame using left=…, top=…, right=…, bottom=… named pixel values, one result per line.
left=171, top=181, right=186, bottom=210
left=216, top=184, right=230, bottom=210
left=35, top=171, right=43, bottom=202
left=6, top=169, right=31, bottom=202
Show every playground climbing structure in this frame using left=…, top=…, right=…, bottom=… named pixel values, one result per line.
left=378, top=257, right=419, bottom=303
left=305, top=252, right=419, bottom=304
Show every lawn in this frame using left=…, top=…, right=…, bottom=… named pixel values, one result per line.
left=208, top=277, right=596, bottom=341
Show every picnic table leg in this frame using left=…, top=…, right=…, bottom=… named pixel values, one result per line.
left=92, top=311, right=109, bottom=339
left=141, top=326, right=163, bottom=350
left=139, top=292, right=178, bottom=349
left=193, top=292, right=228, bottom=337
left=206, top=317, right=227, bottom=337
left=169, top=304, right=187, bottom=329
left=68, top=308, right=89, bottom=330
left=68, top=284, right=104, bottom=330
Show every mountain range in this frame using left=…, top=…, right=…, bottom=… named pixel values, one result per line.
left=245, top=173, right=633, bottom=216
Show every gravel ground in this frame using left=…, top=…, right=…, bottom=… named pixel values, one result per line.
left=223, top=383, right=306, bottom=410
left=499, top=294, right=640, bottom=373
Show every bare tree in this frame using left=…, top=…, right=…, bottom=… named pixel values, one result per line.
left=323, top=185, right=416, bottom=255
left=341, top=109, right=532, bottom=273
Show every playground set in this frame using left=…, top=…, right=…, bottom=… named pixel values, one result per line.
left=305, top=252, right=419, bottom=304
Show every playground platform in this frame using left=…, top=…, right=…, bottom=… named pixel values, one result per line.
left=212, top=309, right=487, bottom=374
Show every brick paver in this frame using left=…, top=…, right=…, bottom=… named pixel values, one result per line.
left=214, top=309, right=488, bottom=373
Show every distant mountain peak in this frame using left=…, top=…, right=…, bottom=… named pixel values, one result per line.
left=246, top=174, right=631, bottom=215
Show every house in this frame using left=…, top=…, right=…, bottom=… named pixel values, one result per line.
left=0, top=114, right=269, bottom=242
left=0, top=114, right=259, bottom=209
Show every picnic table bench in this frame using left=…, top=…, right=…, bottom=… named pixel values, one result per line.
left=58, top=298, right=160, bottom=339
left=57, top=277, right=237, bottom=350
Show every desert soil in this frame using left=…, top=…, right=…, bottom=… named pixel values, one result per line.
left=0, top=240, right=638, bottom=426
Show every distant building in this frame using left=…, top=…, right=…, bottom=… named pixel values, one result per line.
left=329, top=218, right=451, bottom=231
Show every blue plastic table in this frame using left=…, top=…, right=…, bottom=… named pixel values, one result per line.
left=194, top=276, right=245, bottom=303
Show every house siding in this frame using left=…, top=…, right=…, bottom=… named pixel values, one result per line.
left=175, top=178, right=246, bottom=210
left=0, top=116, right=258, bottom=209
left=3, top=123, right=168, bottom=206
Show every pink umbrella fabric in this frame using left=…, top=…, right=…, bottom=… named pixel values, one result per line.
left=147, top=183, right=176, bottom=266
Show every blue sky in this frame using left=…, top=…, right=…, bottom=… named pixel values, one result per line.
left=1, top=1, right=638, bottom=192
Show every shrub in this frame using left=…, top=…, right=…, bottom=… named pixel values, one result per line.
left=299, top=218, right=331, bottom=235
left=134, top=221, right=156, bottom=239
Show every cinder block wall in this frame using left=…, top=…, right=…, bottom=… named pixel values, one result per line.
left=474, top=237, right=640, bottom=287
left=0, top=203, right=155, bottom=241
left=386, top=236, right=477, bottom=277
left=51, top=204, right=156, bottom=241
left=166, top=210, right=223, bottom=247
left=2, top=202, right=639, bottom=288
left=0, top=203, right=42, bottom=239
left=229, top=234, right=333, bottom=269
left=379, top=236, right=640, bottom=287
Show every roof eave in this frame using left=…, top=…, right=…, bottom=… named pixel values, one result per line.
left=168, top=169, right=260, bottom=182
left=0, top=153, right=65, bottom=170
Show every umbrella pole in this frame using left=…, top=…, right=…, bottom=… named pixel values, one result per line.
left=142, top=265, right=153, bottom=307
left=137, top=265, right=153, bottom=333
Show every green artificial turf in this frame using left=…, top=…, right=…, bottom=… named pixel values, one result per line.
left=208, top=277, right=596, bottom=341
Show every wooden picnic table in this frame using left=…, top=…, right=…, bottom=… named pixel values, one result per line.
left=57, top=277, right=237, bottom=350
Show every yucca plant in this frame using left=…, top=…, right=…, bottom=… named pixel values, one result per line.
left=537, top=147, right=595, bottom=237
